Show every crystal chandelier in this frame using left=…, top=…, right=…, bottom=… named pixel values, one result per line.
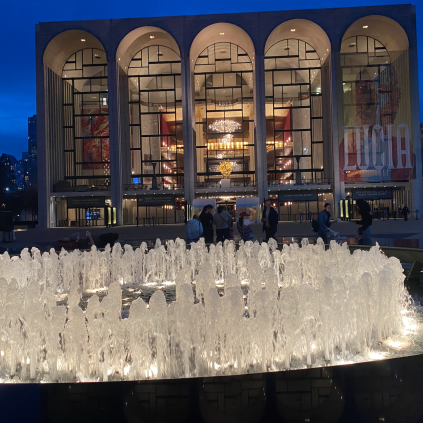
left=222, top=134, right=233, bottom=146
left=209, top=119, right=241, bottom=133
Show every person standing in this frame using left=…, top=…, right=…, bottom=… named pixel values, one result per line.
left=261, top=199, right=278, bottom=242
left=200, top=204, right=214, bottom=243
left=213, top=205, right=232, bottom=243
left=317, top=203, right=332, bottom=244
left=356, top=199, right=372, bottom=246
left=403, top=205, right=409, bottom=221
left=237, top=211, right=254, bottom=241
left=186, top=215, right=203, bottom=243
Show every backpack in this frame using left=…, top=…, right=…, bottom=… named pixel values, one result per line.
left=311, top=219, right=320, bottom=233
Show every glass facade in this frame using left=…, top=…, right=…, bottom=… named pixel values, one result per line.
left=62, top=49, right=110, bottom=188
left=194, top=43, right=255, bottom=187
left=340, top=36, right=414, bottom=182
left=265, top=39, right=323, bottom=186
left=128, top=46, right=183, bottom=189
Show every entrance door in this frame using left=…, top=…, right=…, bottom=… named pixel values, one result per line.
left=67, top=207, right=104, bottom=226
left=216, top=201, right=236, bottom=218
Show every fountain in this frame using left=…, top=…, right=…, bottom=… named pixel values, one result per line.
left=0, top=237, right=419, bottom=383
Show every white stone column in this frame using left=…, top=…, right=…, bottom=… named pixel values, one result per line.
left=253, top=53, right=268, bottom=202
left=36, top=63, right=49, bottom=228
left=330, top=52, right=343, bottom=218
left=181, top=51, right=195, bottom=206
left=108, top=60, right=123, bottom=225
left=409, top=44, right=422, bottom=213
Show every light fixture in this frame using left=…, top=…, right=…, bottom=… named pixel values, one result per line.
left=209, top=119, right=241, bottom=133
left=363, top=25, right=369, bottom=29
left=222, top=134, right=233, bottom=146
left=220, top=32, right=224, bottom=35
left=290, top=29, right=296, bottom=32
left=81, top=38, right=86, bottom=42
left=150, top=35, right=155, bottom=39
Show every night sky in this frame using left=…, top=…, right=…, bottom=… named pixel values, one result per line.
left=0, top=0, right=421, bottom=159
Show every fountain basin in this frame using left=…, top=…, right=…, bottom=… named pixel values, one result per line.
left=0, top=238, right=420, bottom=383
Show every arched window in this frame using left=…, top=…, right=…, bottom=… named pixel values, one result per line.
left=265, top=39, right=323, bottom=185
left=194, top=43, right=254, bottom=187
left=62, top=48, right=109, bottom=187
left=128, top=45, right=183, bottom=189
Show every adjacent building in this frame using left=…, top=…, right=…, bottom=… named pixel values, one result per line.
left=35, top=5, right=421, bottom=227
left=26, top=115, right=38, bottom=188
left=0, top=154, right=19, bottom=192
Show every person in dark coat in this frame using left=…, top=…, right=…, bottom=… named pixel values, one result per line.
left=199, top=204, right=214, bottom=243
left=403, top=205, right=409, bottom=221
left=317, top=203, right=332, bottom=244
left=355, top=199, right=372, bottom=246
left=261, top=199, right=278, bottom=242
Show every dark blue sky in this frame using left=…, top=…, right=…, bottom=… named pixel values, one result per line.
left=0, top=0, right=421, bottom=159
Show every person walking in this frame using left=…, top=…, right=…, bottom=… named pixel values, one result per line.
left=261, top=199, right=278, bottom=242
left=186, top=215, right=203, bottom=243
left=355, top=199, right=372, bottom=246
left=237, top=211, right=254, bottom=241
left=403, top=205, right=409, bottom=221
left=213, top=205, right=233, bottom=243
left=199, top=204, right=214, bottom=243
left=317, top=203, right=332, bottom=244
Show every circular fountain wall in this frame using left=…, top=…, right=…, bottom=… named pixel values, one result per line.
left=0, top=238, right=419, bottom=383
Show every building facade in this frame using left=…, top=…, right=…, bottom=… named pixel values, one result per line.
left=35, top=5, right=421, bottom=227
left=26, top=115, right=38, bottom=188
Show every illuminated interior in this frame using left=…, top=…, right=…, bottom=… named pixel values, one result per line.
left=62, top=48, right=110, bottom=187
left=265, top=39, right=324, bottom=185
left=128, top=45, right=183, bottom=189
left=194, top=42, right=255, bottom=187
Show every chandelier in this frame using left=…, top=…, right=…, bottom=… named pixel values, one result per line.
left=222, top=134, right=233, bottom=146
left=209, top=119, right=241, bottom=133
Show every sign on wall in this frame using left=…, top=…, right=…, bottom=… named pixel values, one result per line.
left=352, top=188, right=393, bottom=200
left=278, top=190, right=318, bottom=203
left=137, top=195, right=175, bottom=207
left=339, top=50, right=415, bottom=182
left=67, top=196, right=106, bottom=208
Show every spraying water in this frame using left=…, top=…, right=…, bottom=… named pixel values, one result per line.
left=0, top=238, right=416, bottom=382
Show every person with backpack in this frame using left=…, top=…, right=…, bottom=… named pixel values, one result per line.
left=316, top=203, right=332, bottom=244
left=213, top=205, right=233, bottom=243
left=186, top=215, right=203, bottom=243
left=237, top=211, right=254, bottom=241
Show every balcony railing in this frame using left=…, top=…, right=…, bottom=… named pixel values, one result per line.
left=194, top=180, right=256, bottom=189
left=124, top=183, right=184, bottom=191
left=53, top=182, right=111, bottom=192
left=268, top=178, right=332, bottom=187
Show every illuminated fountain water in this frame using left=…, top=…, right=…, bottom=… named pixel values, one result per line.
left=0, top=238, right=419, bottom=383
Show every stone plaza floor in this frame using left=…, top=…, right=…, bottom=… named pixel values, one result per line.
left=2, top=218, right=423, bottom=254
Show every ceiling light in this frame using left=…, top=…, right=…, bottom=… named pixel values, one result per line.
left=220, top=32, right=224, bottom=35
left=81, top=38, right=86, bottom=42
left=209, top=119, right=241, bottom=133
left=291, top=29, right=296, bottom=32
left=363, top=25, right=368, bottom=29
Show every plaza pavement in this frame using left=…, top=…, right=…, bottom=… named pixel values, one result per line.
left=3, top=218, right=423, bottom=252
